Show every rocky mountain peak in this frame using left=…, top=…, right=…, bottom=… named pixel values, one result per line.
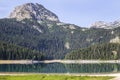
left=90, top=21, right=109, bottom=29
left=90, top=20, right=120, bottom=29
left=9, top=3, right=59, bottom=22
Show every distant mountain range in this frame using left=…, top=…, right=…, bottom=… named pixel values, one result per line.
left=91, top=20, right=120, bottom=29
left=0, top=3, right=120, bottom=60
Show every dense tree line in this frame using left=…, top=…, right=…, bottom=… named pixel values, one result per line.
left=0, top=41, right=44, bottom=60
left=0, top=18, right=120, bottom=59
left=0, top=19, right=68, bottom=59
left=65, top=43, right=120, bottom=60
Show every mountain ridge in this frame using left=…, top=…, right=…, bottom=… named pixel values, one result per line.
left=9, top=3, right=120, bottom=29
left=0, top=3, right=120, bottom=59
left=90, top=19, right=120, bottom=29
left=9, top=3, right=59, bottom=22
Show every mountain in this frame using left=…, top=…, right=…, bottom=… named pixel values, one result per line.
left=90, top=20, right=120, bottom=29
left=9, top=3, right=59, bottom=22
left=0, top=3, right=81, bottom=59
left=1, top=3, right=120, bottom=59
left=65, top=43, right=120, bottom=60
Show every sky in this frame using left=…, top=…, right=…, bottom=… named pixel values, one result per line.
left=0, top=0, right=120, bottom=27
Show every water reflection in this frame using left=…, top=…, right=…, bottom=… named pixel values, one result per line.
left=0, top=63, right=120, bottom=73
left=65, top=63, right=120, bottom=73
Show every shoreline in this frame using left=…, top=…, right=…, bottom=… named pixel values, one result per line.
left=0, top=60, right=120, bottom=79
left=1, top=60, right=120, bottom=64
left=39, top=60, right=120, bottom=64
left=0, top=72, right=119, bottom=77
left=0, top=60, right=33, bottom=64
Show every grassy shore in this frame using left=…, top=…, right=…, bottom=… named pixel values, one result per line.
left=0, top=74, right=113, bottom=80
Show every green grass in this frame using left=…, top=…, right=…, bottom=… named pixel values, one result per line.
left=0, top=75, right=113, bottom=80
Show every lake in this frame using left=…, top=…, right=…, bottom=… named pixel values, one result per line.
left=0, top=63, right=120, bottom=73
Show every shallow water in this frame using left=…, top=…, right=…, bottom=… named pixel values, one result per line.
left=0, top=63, right=120, bottom=73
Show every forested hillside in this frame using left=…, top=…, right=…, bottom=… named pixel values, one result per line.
left=0, top=18, right=120, bottom=59
left=0, top=18, right=71, bottom=59
left=0, top=41, right=44, bottom=60
left=65, top=43, right=120, bottom=60
left=1, top=3, right=120, bottom=60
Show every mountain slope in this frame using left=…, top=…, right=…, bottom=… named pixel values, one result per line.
left=0, top=3, right=120, bottom=59
left=65, top=43, right=120, bottom=60
left=9, top=3, right=59, bottom=22
left=0, top=41, right=44, bottom=60
left=0, top=18, right=66, bottom=59
left=91, top=20, right=120, bottom=29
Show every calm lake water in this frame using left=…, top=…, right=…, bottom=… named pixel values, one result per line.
left=0, top=63, right=120, bottom=73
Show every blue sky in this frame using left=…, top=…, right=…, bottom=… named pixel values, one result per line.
left=0, top=0, right=120, bottom=27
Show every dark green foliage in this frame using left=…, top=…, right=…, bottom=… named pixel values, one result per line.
left=0, top=18, right=67, bottom=59
left=0, top=18, right=120, bottom=59
left=65, top=43, right=120, bottom=60
left=0, top=41, right=44, bottom=60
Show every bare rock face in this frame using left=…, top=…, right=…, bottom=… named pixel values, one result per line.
left=91, top=20, right=120, bottom=29
left=9, top=3, right=59, bottom=22
left=91, top=21, right=108, bottom=29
